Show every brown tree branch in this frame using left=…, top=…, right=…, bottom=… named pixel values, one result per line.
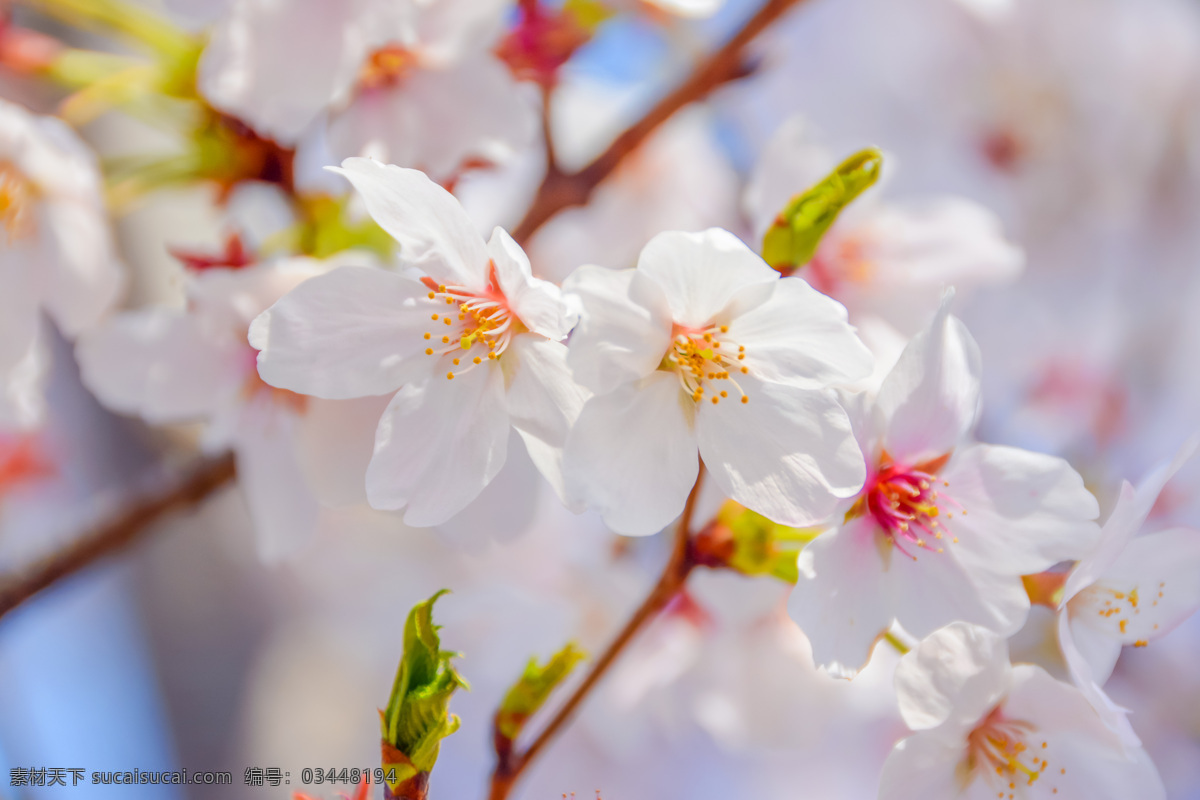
left=487, top=473, right=704, bottom=800
left=0, top=452, right=236, bottom=620
left=510, top=0, right=807, bottom=246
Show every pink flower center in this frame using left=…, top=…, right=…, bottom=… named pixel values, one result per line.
left=850, top=452, right=963, bottom=560
left=806, top=231, right=875, bottom=295
left=661, top=323, right=751, bottom=406
left=420, top=263, right=521, bottom=380
left=964, top=706, right=1063, bottom=794
left=0, top=162, right=35, bottom=241
left=359, top=45, right=418, bottom=91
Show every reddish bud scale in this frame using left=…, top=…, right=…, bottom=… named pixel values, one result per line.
left=170, top=233, right=254, bottom=272
left=496, top=4, right=591, bottom=87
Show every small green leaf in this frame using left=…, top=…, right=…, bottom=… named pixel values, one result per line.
left=711, top=501, right=821, bottom=584
left=761, top=148, right=883, bottom=274
left=380, top=591, right=468, bottom=779
left=494, top=642, right=587, bottom=743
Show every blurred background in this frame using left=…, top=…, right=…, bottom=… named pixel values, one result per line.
left=3, top=0, right=1200, bottom=797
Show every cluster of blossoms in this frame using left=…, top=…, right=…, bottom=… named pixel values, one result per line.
left=3, top=0, right=1200, bottom=798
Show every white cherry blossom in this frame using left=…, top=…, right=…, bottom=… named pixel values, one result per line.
left=789, top=296, right=1099, bottom=676
left=198, top=0, right=535, bottom=180
left=0, top=98, right=123, bottom=428
left=249, top=158, right=584, bottom=526
left=880, top=622, right=1165, bottom=800
left=562, top=227, right=873, bottom=536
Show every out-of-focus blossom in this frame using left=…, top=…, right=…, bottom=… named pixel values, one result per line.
left=563, top=227, right=872, bottom=535
left=198, top=0, right=536, bottom=181
left=0, top=98, right=123, bottom=428
left=744, top=117, right=1023, bottom=337
left=251, top=158, right=584, bottom=526
left=77, top=257, right=372, bottom=561
left=880, top=622, right=1165, bottom=799
left=789, top=298, right=1099, bottom=676
left=528, top=110, right=739, bottom=282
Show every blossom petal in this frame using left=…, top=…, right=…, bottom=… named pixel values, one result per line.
left=563, top=372, right=698, bottom=536
left=877, top=733, right=967, bottom=800
left=77, top=309, right=243, bottom=423
left=1057, top=610, right=1141, bottom=750
left=198, top=0, right=364, bottom=142
left=249, top=266, right=434, bottom=399
left=294, top=394, right=392, bottom=507
left=876, top=294, right=982, bottom=462
left=437, top=429, right=539, bottom=543
left=234, top=400, right=321, bottom=563
left=893, top=621, right=1011, bottom=732
left=636, top=228, right=779, bottom=328
left=488, top=227, right=575, bottom=341
left=1002, top=665, right=1165, bottom=799
left=366, top=361, right=510, bottom=526
left=0, top=254, right=44, bottom=427
left=1065, top=612, right=1124, bottom=689
left=563, top=265, right=673, bottom=395
left=789, top=518, right=893, bottom=678
left=330, top=158, right=490, bottom=288
left=727, top=276, right=874, bottom=389
left=502, top=336, right=589, bottom=510
left=942, top=443, right=1100, bottom=576
left=38, top=198, right=123, bottom=336
left=888, top=542, right=1030, bottom=645
left=696, top=376, right=864, bottom=526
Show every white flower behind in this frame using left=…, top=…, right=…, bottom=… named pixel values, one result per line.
left=250, top=158, right=585, bottom=526
left=789, top=296, right=1100, bottom=676
left=198, top=0, right=535, bottom=181
left=76, top=259, right=375, bottom=561
left=562, top=227, right=874, bottom=536
left=0, top=98, right=123, bottom=428
left=880, top=622, right=1165, bottom=800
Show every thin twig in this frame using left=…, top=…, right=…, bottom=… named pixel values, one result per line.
left=487, top=472, right=705, bottom=800
left=0, top=452, right=237, bottom=620
left=510, top=0, right=808, bottom=245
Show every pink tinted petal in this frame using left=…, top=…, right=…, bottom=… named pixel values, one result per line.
left=563, top=372, right=699, bottom=536
left=366, top=361, right=510, bottom=526
left=877, top=293, right=982, bottom=462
